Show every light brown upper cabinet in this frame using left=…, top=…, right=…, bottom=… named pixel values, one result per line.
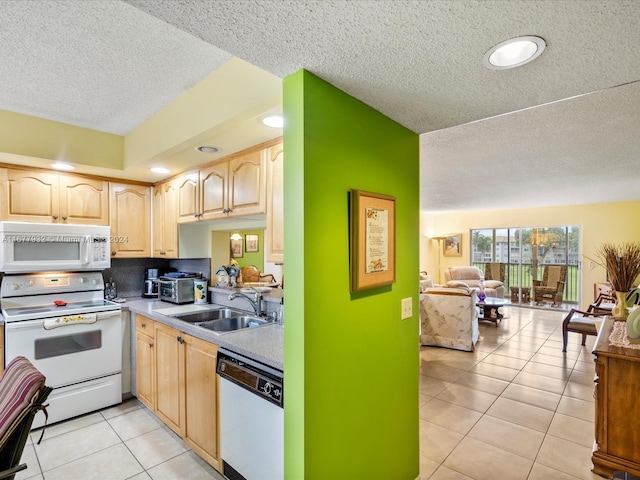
left=109, top=183, right=151, bottom=258
left=153, top=180, right=179, bottom=258
left=266, top=141, right=284, bottom=263
left=177, top=146, right=267, bottom=223
left=0, top=168, right=108, bottom=224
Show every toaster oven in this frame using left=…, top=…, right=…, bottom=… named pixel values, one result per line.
left=158, top=277, right=195, bottom=304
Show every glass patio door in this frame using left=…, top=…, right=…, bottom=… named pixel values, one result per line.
left=471, top=226, right=580, bottom=306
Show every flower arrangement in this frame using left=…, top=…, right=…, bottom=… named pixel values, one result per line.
left=595, top=242, right=640, bottom=293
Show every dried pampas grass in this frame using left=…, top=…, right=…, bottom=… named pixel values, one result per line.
left=595, top=242, right=640, bottom=292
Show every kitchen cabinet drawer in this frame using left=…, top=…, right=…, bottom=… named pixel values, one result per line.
left=135, top=315, right=154, bottom=336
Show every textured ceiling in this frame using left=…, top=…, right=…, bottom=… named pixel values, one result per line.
left=0, top=0, right=232, bottom=135
left=2, top=0, right=640, bottom=212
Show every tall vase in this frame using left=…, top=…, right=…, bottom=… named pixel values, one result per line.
left=612, top=291, right=629, bottom=319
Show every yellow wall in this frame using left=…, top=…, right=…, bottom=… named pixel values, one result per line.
left=420, top=200, right=640, bottom=309
left=0, top=109, right=122, bottom=167
left=123, top=58, right=282, bottom=167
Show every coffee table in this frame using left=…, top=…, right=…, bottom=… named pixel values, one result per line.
left=477, top=297, right=510, bottom=326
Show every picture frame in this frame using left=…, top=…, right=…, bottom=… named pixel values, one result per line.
left=350, top=189, right=396, bottom=292
left=230, top=238, right=243, bottom=258
left=245, top=234, right=259, bottom=253
left=443, top=234, right=462, bottom=257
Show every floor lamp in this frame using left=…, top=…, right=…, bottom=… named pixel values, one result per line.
left=431, top=236, right=445, bottom=284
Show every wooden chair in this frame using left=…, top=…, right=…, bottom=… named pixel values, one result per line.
left=561, top=308, right=603, bottom=352
left=0, top=357, right=51, bottom=480
left=533, top=265, right=567, bottom=306
left=588, top=289, right=640, bottom=315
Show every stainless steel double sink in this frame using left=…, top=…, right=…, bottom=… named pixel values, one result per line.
left=168, top=307, right=270, bottom=334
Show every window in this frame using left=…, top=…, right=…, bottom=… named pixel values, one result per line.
left=471, top=226, right=581, bottom=305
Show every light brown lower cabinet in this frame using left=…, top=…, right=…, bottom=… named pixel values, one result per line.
left=592, top=317, right=640, bottom=478
left=135, top=315, right=220, bottom=471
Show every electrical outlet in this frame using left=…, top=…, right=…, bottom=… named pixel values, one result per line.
left=401, top=297, right=413, bottom=319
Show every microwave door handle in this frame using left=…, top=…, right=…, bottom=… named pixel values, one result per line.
left=83, top=236, right=91, bottom=264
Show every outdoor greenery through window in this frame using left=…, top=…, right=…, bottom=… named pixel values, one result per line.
left=471, top=226, right=581, bottom=304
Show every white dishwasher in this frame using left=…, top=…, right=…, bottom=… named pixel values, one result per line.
left=216, top=348, right=284, bottom=480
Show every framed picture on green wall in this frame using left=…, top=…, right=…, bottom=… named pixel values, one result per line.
left=350, top=189, right=396, bottom=292
left=231, top=238, right=243, bottom=258
left=245, top=234, right=259, bottom=252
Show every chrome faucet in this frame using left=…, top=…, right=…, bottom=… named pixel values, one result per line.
left=227, top=288, right=262, bottom=316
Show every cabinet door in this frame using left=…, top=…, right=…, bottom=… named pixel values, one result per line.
left=183, top=334, right=220, bottom=469
left=135, top=330, right=155, bottom=411
left=266, top=142, right=284, bottom=263
left=228, top=149, right=266, bottom=217
left=199, top=163, right=228, bottom=221
left=176, top=173, right=200, bottom=223
left=109, top=183, right=151, bottom=258
left=163, top=180, right=179, bottom=257
left=154, top=322, right=185, bottom=436
left=152, top=184, right=165, bottom=257
left=59, top=175, right=109, bottom=225
left=2, top=169, right=59, bottom=222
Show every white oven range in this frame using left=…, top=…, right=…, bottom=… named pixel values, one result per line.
left=1, top=271, right=122, bottom=428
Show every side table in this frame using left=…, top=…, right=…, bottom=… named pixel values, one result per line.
left=477, top=298, right=509, bottom=326
left=510, top=286, right=531, bottom=303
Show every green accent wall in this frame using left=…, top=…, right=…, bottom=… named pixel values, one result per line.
left=230, top=229, right=264, bottom=272
left=283, top=70, right=419, bottom=479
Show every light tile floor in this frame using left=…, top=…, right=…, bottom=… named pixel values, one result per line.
left=18, top=399, right=225, bottom=480
left=18, top=306, right=602, bottom=480
left=420, top=306, right=605, bottom=480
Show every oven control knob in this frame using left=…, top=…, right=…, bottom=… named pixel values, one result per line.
left=79, top=277, right=86, bottom=283
left=10, top=283, right=19, bottom=290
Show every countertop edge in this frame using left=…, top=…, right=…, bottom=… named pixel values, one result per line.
left=126, top=298, right=283, bottom=371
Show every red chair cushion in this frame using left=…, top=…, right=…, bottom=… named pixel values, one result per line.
left=0, top=357, right=46, bottom=445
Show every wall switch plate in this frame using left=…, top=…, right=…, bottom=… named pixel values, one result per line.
left=401, top=297, right=412, bottom=319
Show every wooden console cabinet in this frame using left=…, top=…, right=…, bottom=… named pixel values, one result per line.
left=592, top=317, right=640, bottom=478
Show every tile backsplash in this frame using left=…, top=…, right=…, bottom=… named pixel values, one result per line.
left=102, top=258, right=210, bottom=299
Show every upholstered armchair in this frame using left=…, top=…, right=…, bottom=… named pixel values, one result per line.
left=419, top=271, right=434, bottom=292
left=444, top=266, right=505, bottom=298
left=533, top=265, right=567, bottom=306
left=420, top=287, right=479, bottom=351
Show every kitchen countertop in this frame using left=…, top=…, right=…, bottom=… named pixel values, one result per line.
left=125, top=297, right=284, bottom=371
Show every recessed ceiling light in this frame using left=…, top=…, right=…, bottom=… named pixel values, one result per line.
left=262, top=115, right=284, bottom=128
left=483, top=36, right=546, bottom=70
left=196, top=145, right=220, bottom=154
left=50, top=162, right=75, bottom=171
left=150, top=167, right=170, bottom=174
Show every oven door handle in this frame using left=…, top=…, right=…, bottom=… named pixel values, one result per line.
left=44, top=313, right=98, bottom=330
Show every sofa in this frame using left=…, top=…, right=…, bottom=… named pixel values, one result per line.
left=444, top=266, right=505, bottom=298
left=419, top=287, right=479, bottom=351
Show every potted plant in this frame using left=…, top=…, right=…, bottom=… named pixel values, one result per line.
left=595, top=242, right=640, bottom=318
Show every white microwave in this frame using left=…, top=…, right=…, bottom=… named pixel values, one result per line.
left=0, top=222, right=111, bottom=273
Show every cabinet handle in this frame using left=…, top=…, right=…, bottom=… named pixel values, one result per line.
left=52, top=215, right=58, bottom=220
left=111, top=251, right=116, bottom=256
left=62, top=216, right=67, bottom=221
left=141, top=323, right=146, bottom=328
left=177, top=336, right=184, bottom=344
left=149, top=343, right=154, bottom=348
